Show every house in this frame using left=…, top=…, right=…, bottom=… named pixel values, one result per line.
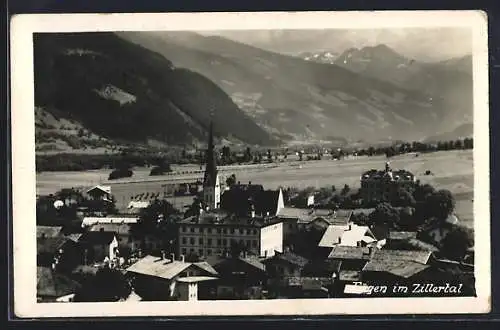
left=89, top=222, right=137, bottom=253
left=318, top=223, right=377, bottom=249
left=178, top=210, right=283, bottom=258
left=37, top=267, right=81, bottom=302
left=126, top=254, right=218, bottom=301
left=360, top=162, right=416, bottom=204
left=37, top=235, right=81, bottom=271
left=86, top=185, right=112, bottom=201
left=262, top=251, right=309, bottom=279
left=81, top=216, right=139, bottom=227
left=306, top=209, right=353, bottom=231
left=361, top=249, right=435, bottom=285
left=209, top=255, right=267, bottom=299
left=78, top=231, right=119, bottom=264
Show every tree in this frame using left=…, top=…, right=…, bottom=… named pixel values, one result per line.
left=441, top=225, right=474, bottom=261
left=226, top=174, right=237, bottom=187
left=73, top=268, right=132, bottom=302
left=109, top=168, right=133, bottom=180
left=424, top=189, right=456, bottom=220
left=244, top=147, right=252, bottom=162
left=369, top=202, right=400, bottom=228
left=267, top=149, right=273, bottom=162
left=340, top=184, right=351, bottom=196
left=395, top=188, right=416, bottom=207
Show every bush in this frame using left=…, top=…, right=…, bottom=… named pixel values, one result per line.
left=108, top=168, right=133, bottom=180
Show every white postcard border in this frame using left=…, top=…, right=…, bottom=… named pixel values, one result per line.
left=11, top=10, right=490, bottom=317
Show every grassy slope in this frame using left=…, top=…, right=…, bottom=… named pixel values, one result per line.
left=34, top=32, right=278, bottom=151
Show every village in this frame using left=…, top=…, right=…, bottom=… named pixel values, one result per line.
left=36, top=123, right=475, bottom=303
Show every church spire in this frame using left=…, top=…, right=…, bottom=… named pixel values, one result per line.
left=203, top=120, right=217, bottom=188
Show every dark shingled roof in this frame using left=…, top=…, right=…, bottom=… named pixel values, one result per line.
left=37, top=267, right=81, bottom=298
left=389, top=231, right=418, bottom=241
left=78, top=231, right=116, bottom=245
left=328, top=246, right=373, bottom=260
left=37, top=237, right=70, bottom=255
left=221, top=185, right=281, bottom=216
left=362, top=249, right=434, bottom=278
left=37, top=226, right=63, bottom=238
left=264, top=252, right=309, bottom=268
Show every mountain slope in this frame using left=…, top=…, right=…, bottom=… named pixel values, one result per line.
left=118, top=31, right=468, bottom=142
left=34, top=32, right=278, bottom=150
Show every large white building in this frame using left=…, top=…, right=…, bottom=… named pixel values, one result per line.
left=178, top=210, right=283, bottom=259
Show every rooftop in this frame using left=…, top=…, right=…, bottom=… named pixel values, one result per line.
left=89, top=223, right=132, bottom=235
left=370, top=249, right=433, bottom=264
left=82, top=216, right=139, bottom=227
left=264, top=251, right=309, bottom=268
left=126, top=255, right=218, bottom=280
left=78, top=231, right=116, bottom=245
left=86, top=185, right=111, bottom=194
left=328, top=246, right=374, bottom=260
left=361, top=165, right=415, bottom=182
left=37, top=236, right=71, bottom=255
left=389, top=231, right=418, bottom=241
left=37, top=226, right=63, bottom=238
left=318, top=224, right=375, bottom=248
left=37, top=267, right=81, bottom=298
left=221, top=185, right=282, bottom=216
left=179, top=211, right=281, bottom=228
left=277, top=207, right=352, bottom=225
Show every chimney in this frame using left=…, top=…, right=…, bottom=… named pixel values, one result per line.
left=170, top=253, right=175, bottom=262
left=338, top=237, right=341, bottom=244
left=160, top=250, right=166, bottom=260
left=348, top=224, right=352, bottom=230
left=180, top=255, right=185, bottom=263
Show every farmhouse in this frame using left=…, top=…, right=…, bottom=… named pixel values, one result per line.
left=177, top=209, right=283, bottom=259
left=126, top=254, right=218, bottom=301
left=360, top=162, right=416, bottom=204
left=78, top=231, right=119, bottom=264
left=86, top=185, right=112, bottom=201
left=209, top=255, right=267, bottom=299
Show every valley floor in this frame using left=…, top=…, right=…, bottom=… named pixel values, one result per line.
left=36, top=149, right=475, bottom=227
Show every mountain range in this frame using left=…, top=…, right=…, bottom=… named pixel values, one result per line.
left=34, top=31, right=473, bottom=153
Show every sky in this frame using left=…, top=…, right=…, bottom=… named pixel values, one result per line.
left=199, top=28, right=472, bottom=62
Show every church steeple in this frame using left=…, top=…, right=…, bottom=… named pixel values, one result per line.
left=203, top=121, right=217, bottom=188
left=202, top=120, right=220, bottom=210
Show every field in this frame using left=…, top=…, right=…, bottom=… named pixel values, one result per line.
left=36, top=150, right=474, bottom=227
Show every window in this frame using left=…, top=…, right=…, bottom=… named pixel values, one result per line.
left=253, top=229, right=258, bottom=235
left=217, top=239, right=221, bottom=246
left=222, top=239, right=227, bottom=246
left=199, top=238, right=204, bottom=245
left=252, top=240, right=257, bottom=248
left=207, top=238, right=212, bottom=246
left=182, top=237, right=187, bottom=244
left=207, top=228, right=212, bottom=234
left=199, top=249, right=203, bottom=256
left=190, top=248, right=195, bottom=253
left=246, top=240, right=251, bottom=248
left=246, top=229, right=251, bottom=235
left=230, top=228, right=235, bottom=234
left=217, top=228, right=221, bottom=234
left=190, top=238, right=195, bottom=245
left=239, top=229, right=244, bottom=235
left=190, top=227, right=195, bottom=233
left=207, top=249, right=212, bottom=256
left=182, top=226, right=187, bottom=233
left=181, top=248, right=187, bottom=255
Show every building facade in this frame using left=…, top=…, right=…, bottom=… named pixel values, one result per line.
left=177, top=212, right=283, bottom=258
left=360, top=162, right=417, bottom=204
